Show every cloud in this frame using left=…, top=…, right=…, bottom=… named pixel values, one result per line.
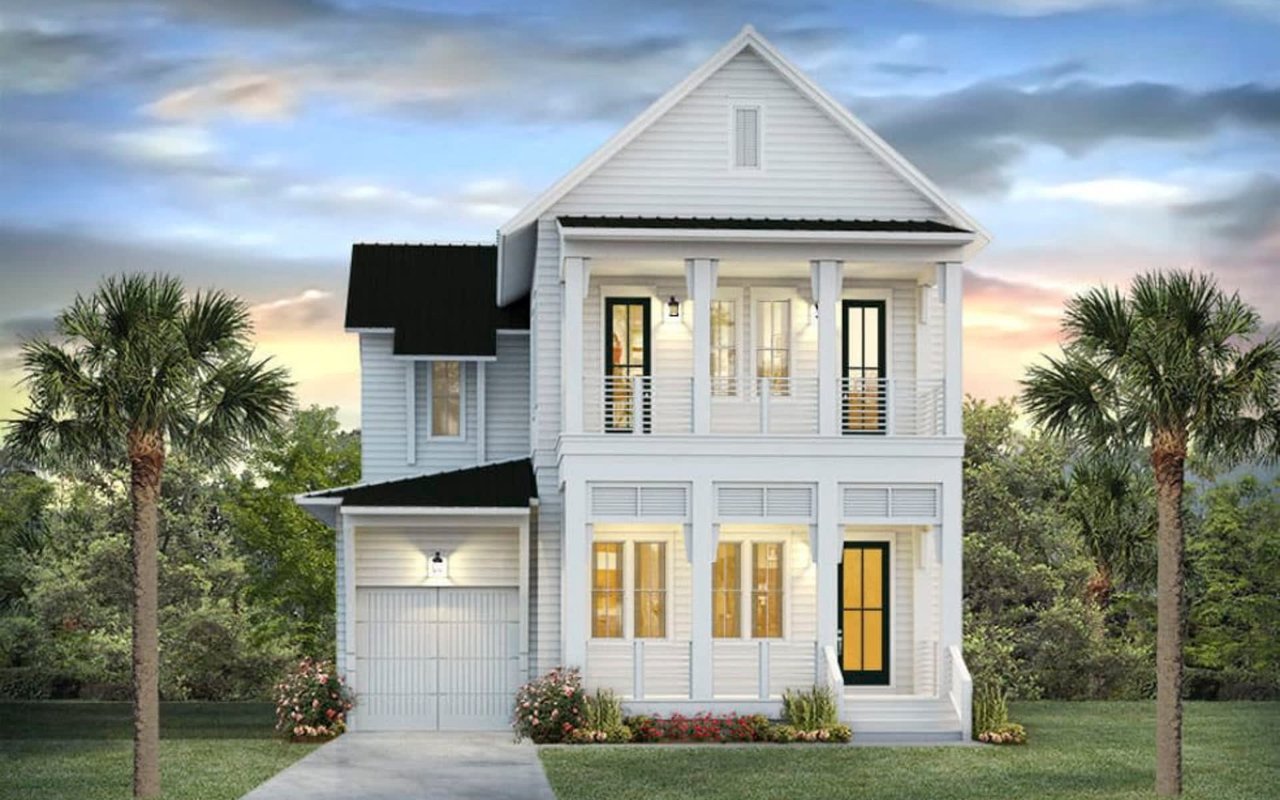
left=249, top=289, right=338, bottom=332
left=919, top=0, right=1145, bottom=15
left=1175, top=174, right=1280, bottom=242
left=1015, top=177, right=1191, bottom=206
left=860, top=80, right=1280, bottom=194
left=873, top=61, right=946, bottom=78
left=144, top=72, right=297, bottom=121
left=109, top=125, right=218, bottom=165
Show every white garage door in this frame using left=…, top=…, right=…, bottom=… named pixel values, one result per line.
left=355, top=587, right=519, bottom=731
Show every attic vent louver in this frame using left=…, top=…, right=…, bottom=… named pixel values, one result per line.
left=733, top=106, right=760, bottom=168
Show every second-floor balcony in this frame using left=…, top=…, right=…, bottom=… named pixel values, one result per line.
left=589, top=376, right=945, bottom=436
left=557, top=221, right=968, bottom=443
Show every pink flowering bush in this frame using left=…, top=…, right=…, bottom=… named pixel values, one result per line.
left=512, top=667, right=586, bottom=743
left=273, top=657, right=355, bottom=741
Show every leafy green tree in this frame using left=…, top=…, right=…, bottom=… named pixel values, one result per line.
left=226, top=406, right=360, bottom=656
left=1186, top=476, right=1280, bottom=693
left=1022, top=270, right=1280, bottom=795
left=4, top=274, right=292, bottom=798
left=0, top=459, right=53, bottom=609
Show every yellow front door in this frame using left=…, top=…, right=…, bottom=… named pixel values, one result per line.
left=839, top=542, right=889, bottom=685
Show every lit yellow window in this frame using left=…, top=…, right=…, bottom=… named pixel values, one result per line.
left=634, top=542, right=667, bottom=638
left=591, top=542, right=623, bottom=638
left=752, top=542, right=784, bottom=638
left=431, top=361, right=462, bottom=437
left=712, top=542, right=742, bottom=638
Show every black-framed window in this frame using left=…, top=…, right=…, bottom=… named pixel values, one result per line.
left=842, top=299, right=887, bottom=433
left=604, top=298, right=650, bottom=432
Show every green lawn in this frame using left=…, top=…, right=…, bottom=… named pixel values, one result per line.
left=541, top=702, right=1280, bottom=800
left=0, top=701, right=317, bottom=800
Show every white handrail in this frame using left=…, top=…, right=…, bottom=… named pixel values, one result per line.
left=947, top=644, right=972, bottom=740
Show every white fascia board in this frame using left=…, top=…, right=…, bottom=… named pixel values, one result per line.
left=391, top=354, right=498, bottom=362
left=496, top=329, right=531, bottom=335
left=497, top=25, right=989, bottom=251
left=339, top=506, right=532, bottom=517
left=559, top=226, right=976, bottom=247
left=345, top=327, right=394, bottom=334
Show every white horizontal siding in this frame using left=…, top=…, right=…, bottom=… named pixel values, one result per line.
left=486, top=334, right=530, bottom=462
left=355, top=527, right=519, bottom=587
left=556, top=49, right=942, bottom=219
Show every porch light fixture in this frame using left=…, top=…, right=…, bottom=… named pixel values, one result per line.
left=812, top=302, right=820, bottom=320
left=428, top=550, right=449, bottom=579
left=667, top=296, right=681, bottom=318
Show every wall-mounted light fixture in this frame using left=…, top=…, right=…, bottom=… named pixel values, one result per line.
left=427, top=550, right=449, bottom=580
left=667, top=296, right=681, bottom=318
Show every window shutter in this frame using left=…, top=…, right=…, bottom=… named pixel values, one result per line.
left=734, top=107, right=759, bottom=168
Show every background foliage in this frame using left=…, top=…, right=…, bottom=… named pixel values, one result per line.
left=0, top=399, right=1274, bottom=701
left=0, top=407, right=358, bottom=700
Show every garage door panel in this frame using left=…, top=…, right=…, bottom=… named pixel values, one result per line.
left=355, top=587, right=518, bottom=731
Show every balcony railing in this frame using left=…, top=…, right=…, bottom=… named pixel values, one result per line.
left=585, top=375, right=945, bottom=436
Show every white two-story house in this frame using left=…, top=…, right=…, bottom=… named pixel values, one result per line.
left=300, top=26, right=988, bottom=742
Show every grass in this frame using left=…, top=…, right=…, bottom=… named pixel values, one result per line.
left=541, top=702, right=1280, bottom=800
left=0, top=701, right=318, bottom=800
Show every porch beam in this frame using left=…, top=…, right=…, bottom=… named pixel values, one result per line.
left=812, top=259, right=844, bottom=437
left=940, top=261, right=963, bottom=436
left=686, top=258, right=718, bottom=435
left=562, top=481, right=589, bottom=669
left=688, top=479, right=714, bottom=699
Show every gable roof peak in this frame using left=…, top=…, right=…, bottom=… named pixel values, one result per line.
left=498, top=25, right=987, bottom=244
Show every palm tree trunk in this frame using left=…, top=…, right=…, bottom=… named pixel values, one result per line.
left=129, top=430, right=165, bottom=799
left=1152, top=429, right=1186, bottom=796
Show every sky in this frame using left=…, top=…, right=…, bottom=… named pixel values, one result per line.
left=1, top=0, right=1277, bottom=431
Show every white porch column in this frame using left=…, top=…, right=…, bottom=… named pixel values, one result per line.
left=562, top=479, right=589, bottom=669
left=811, top=260, right=844, bottom=437
left=940, top=261, right=963, bottom=436
left=814, top=477, right=841, bottom=661
left=562, top=256, right=589, bottom=434
left=686, top=258, right=718, bottom=434
left=688, top=478, right=715, bottom=699
left=939, top=466, right=964, bottom=653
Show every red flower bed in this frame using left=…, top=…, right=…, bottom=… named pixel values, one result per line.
left=626, top=712, right=771, bottom=743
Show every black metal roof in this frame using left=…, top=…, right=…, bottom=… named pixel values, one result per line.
left=316, top=459, right=537, bottom=508
left=557, top=216, right=970, bottom=234
left=345, top=243, right=529, bottom=357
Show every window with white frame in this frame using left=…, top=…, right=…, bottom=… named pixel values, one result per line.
left=711, top=540, right=785, bottom=639
left=755, top=299, right=790, bottom=395
left=733, top=106, right=761, bottom=169
left=590, top=540, right=668, bottom=639
left=710, top=299, right=738, bottom=395
left=430, top=361, right=462, bottom=437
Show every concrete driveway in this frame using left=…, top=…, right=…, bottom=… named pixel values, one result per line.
left=241, top=732, right=557, bottom=800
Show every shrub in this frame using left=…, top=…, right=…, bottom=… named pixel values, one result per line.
left=625, top=712, right=772, bottom=743
left=977, top=722, right=1027, bottom=745
left=972, top=680, right=1009, bottom=737
left=513, top=667, right=586, bottom=743
left=780, top=686, right=839, bottom=730
left=572, top=688, right=631, bottom=743
left=272, top=657, right=354, bottom=740
left=770, top=723, right=852, bottom=743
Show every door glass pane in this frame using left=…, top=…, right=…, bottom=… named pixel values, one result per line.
left=864, top=610, right=883, bottom=671
left=592, top=542, right=623, bottom=638
left=712, top=542, right=741, bottom=638
left=842, top=611, right=862, bottom=671
left=634, top=542, right=666, bottom=638
left=844, top=302, right=886, bottom=433
left=864, top=550, right=883, bottom=610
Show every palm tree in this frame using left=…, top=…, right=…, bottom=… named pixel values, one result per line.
left=1022, top=270, right=1280, bottom=796
left=5, top=274, right=293, bottom=798
left=1067, top=452, right=1156, bottom=605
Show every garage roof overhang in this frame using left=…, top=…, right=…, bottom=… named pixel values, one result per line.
left=295, top=458, right=537, bottom=527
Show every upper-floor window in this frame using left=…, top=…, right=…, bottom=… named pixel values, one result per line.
left=430, top=361, right=462, bottom=437
left=733, top=106, right=761, bottom=169
left=711, top=299, right=738, bottom=396
left=756, top=299, right=790, bottom=394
